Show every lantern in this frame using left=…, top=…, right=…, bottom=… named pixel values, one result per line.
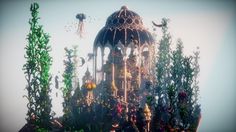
left=84, top=81, right=96, bottom=105
left=143, top=103, right=152, bottom=132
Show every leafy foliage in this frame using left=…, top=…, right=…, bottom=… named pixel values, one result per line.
left=155, top=18, right=172, bottom=101
left=22, top=4, right=202, bottom=130
left=192, top=47, right=200, bottom=104
left=153, top=18, right=172, bottom=131
left=23, top=2, right=52, bottom=129
left=62, top=47, right=75, bottom=130
left=152, top=18, right=201, bottom=131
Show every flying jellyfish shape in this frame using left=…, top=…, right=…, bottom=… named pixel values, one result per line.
left=76, top=13, right=86, bottom=38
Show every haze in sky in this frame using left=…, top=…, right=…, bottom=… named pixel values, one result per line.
left=0, top=0, right=236, bottom=131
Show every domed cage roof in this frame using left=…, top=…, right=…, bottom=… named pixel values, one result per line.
left=94, top=6, right=154, bottom=48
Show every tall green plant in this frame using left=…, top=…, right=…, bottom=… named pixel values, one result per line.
left=171, top=39, right=184, bottom=91
left=72, top=45, right=80, bottom=90
left=152, top=18, right=172, bottom=131
left=190, top=47, right=201, bottom=130
left=168, top=39, right=185, bottom=127
left=178, top=56, right=194, bottom=129
left=62, top=47, right=74, bottom=130
left=155, top=18, right=172, bottom=101
left=152, top=19, right=201, bottom=131
left=192, top=47, right=200, bottom=105
left=23, top=2, right=52, bottom=129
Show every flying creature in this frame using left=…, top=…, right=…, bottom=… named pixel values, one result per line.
left=76, top=13, right=86, bottom=38
left=152, top=20, right=167, bottom=27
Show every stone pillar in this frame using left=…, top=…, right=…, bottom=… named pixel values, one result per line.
left=93, top=47, right=97, bottom=83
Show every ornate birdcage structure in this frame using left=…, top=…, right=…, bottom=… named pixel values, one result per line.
left=93, top=6, right=155, bottom=104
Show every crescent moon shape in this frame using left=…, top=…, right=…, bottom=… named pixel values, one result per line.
left=79, top=57, right=85, bottom=67
left=152, top=21, right=166, bottom=27
left=152, top=21, right=163, bottom=27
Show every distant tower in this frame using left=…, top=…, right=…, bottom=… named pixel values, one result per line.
left=93, top=6, right=155, bottom=103
left=82, top=67, right=93, bottom=84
